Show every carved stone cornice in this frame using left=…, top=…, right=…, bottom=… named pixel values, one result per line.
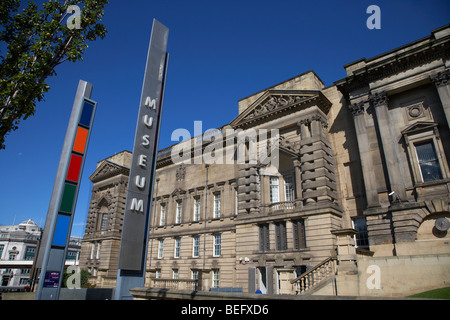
left=89, top=160, right=130, bottom=183
left=231, top=90, right=332, bottom=129
left=431, top=69, right=450, bottom=87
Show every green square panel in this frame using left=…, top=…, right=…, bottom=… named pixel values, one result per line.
left=59, top=183, right=77, bottom=213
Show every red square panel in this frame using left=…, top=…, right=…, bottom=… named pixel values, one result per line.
left=66, top=154, right=83, bottom=183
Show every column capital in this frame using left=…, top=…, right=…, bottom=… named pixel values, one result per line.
left=297, top=118, right=311, bottom=126
left=368, top=91, right=389, bottom=108
left=348, top=100, right=365, bottom=117
left=430, top=69, right=450, bottom=87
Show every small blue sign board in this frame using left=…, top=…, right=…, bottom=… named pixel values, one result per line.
left=43, top=271, right=61, bottom=288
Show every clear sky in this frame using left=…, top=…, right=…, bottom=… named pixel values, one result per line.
left=0, top=0, right=449, bottom=237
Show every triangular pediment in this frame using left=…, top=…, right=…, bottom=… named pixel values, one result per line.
left=401, top=121, right=438, bottom=135
left=89, top=160, right=130, bottom=183
left=230, top=89, right=331, bottom=128
left=171, top=187, right=187, bottom=197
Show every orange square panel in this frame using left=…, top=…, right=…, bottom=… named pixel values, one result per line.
left=73, top=126, right=88, bottom=154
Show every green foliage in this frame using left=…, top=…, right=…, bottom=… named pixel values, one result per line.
left=0, top=0, right=108, bottom=149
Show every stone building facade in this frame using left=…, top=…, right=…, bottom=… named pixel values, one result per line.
left=80, top=25, right=450, bottom=296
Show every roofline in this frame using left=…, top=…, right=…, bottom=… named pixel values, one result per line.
left=238, top=70, right=325, bottom=103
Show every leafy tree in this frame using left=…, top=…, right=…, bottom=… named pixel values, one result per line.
left=0, top=0, right=108, bottom=149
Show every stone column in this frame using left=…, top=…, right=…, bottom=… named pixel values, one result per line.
left=348, top=101, right=380, bottom=207
left=293, top=159, right=302, bottom=201
left=431, top=69, right=450, bottom=128
left=370, top=91, right=407, bottom=201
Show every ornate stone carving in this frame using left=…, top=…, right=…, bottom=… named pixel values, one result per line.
left=431, top=69, right=450, bottom=87
left=407, top=102, right=425, bottom=119
left=279, top=135, right=298, bottom=153
left=90, top=161, right=129, bottom=183
left=311, top=114, right=329, bottom=128
left=297, top=118, right=311, bottom=126
left=348, top=101, right=365, bottom=116
left=176, top=165, right=186, bottom=181
left=369, top=91, right=389, bottom=108
left=245, top=95, right=308, bottom=120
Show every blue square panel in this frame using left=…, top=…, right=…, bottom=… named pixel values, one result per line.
left=52, top=214, right=71, bottom=247
left=79, top=101, right=94, bottom=127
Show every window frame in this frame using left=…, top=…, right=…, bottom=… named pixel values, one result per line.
left=174, top=237, right=181, bottom=258
left=213, top=233, right=221, bottom=257
left=269, top=176, right=280, bottom=203
left=157, top=239, right=164, bottom=259
left=414, top=140, right=443, bottom=183
left=275, top=221, right=287, bottom=251
left=213, top=192, right=221, bottom=218
left=284, top=175, right=294, bottom=202
left=402, top=123, right=449, bottom=185
left=259, top=223, right=270, bottom=252
left=159, top=203, right=166, bottom=226
left=175, top=200, right=182, bottom=224
left=292, top=219, right=307, bottom=250
left=193, top=197, right=201, bottom=221
left=192, top=235, right=200, bottom=258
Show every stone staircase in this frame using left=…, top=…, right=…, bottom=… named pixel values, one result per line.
left=290, top=257, right=337, bottom=295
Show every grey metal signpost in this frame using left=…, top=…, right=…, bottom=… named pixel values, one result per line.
left=114, top=19, right=169, bottom=300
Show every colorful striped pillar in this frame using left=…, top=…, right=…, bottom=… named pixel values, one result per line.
left=36, top=81, right=97, bottom=300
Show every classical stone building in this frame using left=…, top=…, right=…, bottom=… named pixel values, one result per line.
left=80, top=25, right=450, bottom=296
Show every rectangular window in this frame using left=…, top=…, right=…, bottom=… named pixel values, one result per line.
left=160, top=203, right=166, bottom=226
left=284, top=176, right=294, bottom=202
left=275, top=221, right=287, bottom=251
left=292, top=219, right=306, bottom=250
left=270, top=176, right=279, bottom=203
left=259, top=224, right=270, bottom=252
left=213, top=193, right=221, bottom=218
left=90, top=242, right=96, bottom=259
left=415, top=141, right=443, bottom=182
left=213, top=234, right=221, bottom=257
left=24, top=246, right=36, bottom=261
left=96, top=242, right=101, bottom=259
left=156, top=269, right=161, bottom=279
left=192, top=235, right=200, bottom=258
left=192, top=270, right=199, bottom=280
left=193, top=197, right=201, bottom=221
left=173, top=269, right=179, bottom=279
left=100, top=213, right=108, bottom=231
left=174, top=237, right=181, bottom=258
left=176, top=201, right=182, bottom=224
left=352, top=217, right=369, bottom=248
left=158, top=239, right=164, bottom=259
left=212, top=270, right=220, bottom=288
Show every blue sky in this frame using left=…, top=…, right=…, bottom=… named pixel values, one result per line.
left=0, top=0, right=449, bottom=237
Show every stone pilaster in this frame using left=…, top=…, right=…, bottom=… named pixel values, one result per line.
left=293, top=159, right=302, bottom=200
left=370, top=91, right=407, bottom=201
left=348, top=100, right=380, bottom=207
left=431, top=69, right=450, bottom=128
